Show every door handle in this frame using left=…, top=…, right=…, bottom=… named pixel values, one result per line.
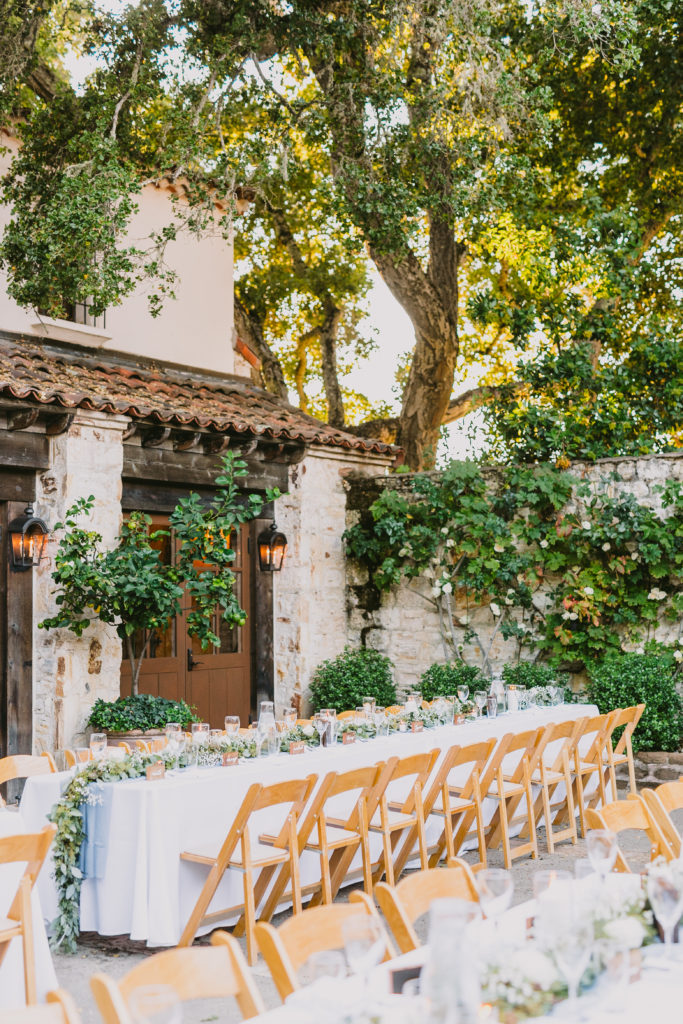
left=187, top=649, right=203, bottom=672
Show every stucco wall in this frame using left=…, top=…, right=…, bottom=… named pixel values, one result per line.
left=345, top=453, right=683, bottom=695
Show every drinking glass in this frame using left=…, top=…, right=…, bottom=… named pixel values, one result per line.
left=342, top=915, right=385, bottom=998
left=476, top=868, right=513, bottom=931
left=355, top=706, right=367, bottom=725
left=427, top=899, right=482, bottom=1024
left=549, top=917, right=594, bottom=1020
left=266, top=724, right=279, bottom=756
left=586, top=829, right=618, bottom=880
left=191, top=722, right=210, bottom=746
left=574, top=858, right=596, bottom=880
left=284, top=707, right=297, bottom=728
left=533, top=869, right=572, bottom=901
left=89, top=733, right=107, bottom=761
left=648, top=868, right=683, bottom=953
left=224, top=715, right=240, bottom=735
left=456, top=684, right=469, bottom=704
left=165, top=723, right=181, bottom=752
left=313, top=714, right=328, bottom=747
left=210, top=729, right=223, bottom=744
left=259, top=701, right=275, bottom=728
left=75, top=747, right=91, bottom=764
left=362, top=696, right=376, bottom=716
left=474, top=690, right=488, bottom=717
left=374, top=706, right=386, bottom=735
left=128, top=985, right=182, bottom=1024
left=299, top=949, right=347, bottom=987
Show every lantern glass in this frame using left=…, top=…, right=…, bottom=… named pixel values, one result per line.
left=8, top=506, right=48, bottom=571
left=257, top=523, right=287, bottom=572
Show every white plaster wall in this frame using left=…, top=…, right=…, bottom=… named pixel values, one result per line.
left=32, top=410, right=129, bottom=752
left=0, top=134, right=235, bottom=375
left=346, top=453, right=683, bottom=692
left=274, top=447, right=392, bottom=715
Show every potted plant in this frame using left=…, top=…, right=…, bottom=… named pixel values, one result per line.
left=87, top=694, right=199, bottom=740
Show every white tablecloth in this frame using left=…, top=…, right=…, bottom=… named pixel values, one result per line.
left=0, top=809, right=58, bottom=1009
left=20, top=704, right=597, bottom=947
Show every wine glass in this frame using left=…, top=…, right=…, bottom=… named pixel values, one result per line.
left=648, top=866, right=683, bottom=954
left=474, top=690, right=488, bottom=718
left=128, top=985, right=182, bottom=1024
left=284, top=707, right=297, bottom=729
left=313, top=713, right=328, bottom=747
left=342, top=915, right=385, bottom=1000
left=456, top=684, right=469, bottom=704
left=586, top=829, right=618, bottom=880
left=476, top=868, right=513, bottom=932
left=551, top=916, right=594, bottom=1020
left=89, top=733, right=107, bottom=761
left=224, top=715, right=240, bottom=735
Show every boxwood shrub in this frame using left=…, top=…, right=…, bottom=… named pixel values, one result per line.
left=309, top=647, right=397, bottom=712
left=585, top=653, right=683, bottom=753
left=502, top=662, right=569, bottom=690
left=88, top=694, right=199, bottom=733
left=419, top=662, right=485, bottom=700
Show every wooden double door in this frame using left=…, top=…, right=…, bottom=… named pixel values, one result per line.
left=121, top=519, right=253, bottom=727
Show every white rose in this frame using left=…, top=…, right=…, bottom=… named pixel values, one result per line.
left=431, top=585, right=441, bottom=597
left=569, top=612, right=578, bottom=621
left=583, top=586, right=594, bottom=596
left=674, top=650, right=682, bottom=662
left=442, top=582, right=453, bottom=595
left=302, top=724, right=315, bottom=737
left=602, top=542, right=611, bottom=551
left=490, top=602, right=501, bottom=617
left=441, top=527, right=449, bottom=535
left=581, top=520, right=591, bottom=530
left=446, top=538, right=455, bottom=548
left=562, top=611, right=570, bottom=620
left=539, top=539, right=549, bottom=549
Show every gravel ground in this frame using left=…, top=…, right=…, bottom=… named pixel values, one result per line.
left=51, top=820, right=655, bottom=1024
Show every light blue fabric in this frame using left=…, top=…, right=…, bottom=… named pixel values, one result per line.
left=78, top=782, right=112, bottom=880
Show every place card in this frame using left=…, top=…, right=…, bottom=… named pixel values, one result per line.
left=222, top=751, right=239, bottom=766
left=411, top=721, right=424, bottom=733
left=342, top=731, right=356, bottom=745
left=289, top=741, right=305, bottom=755
left=454, top=714, right=465, bottom=725
left=146, top=761, right=165, bottom=781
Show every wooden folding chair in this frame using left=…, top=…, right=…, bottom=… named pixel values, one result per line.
left=369, top=749, right=440, bottom=886
left=414, top=739, right=498, bottom=873
left=585, top=795, right=671, bottom=872
left=0, top=991, right=81, bottom=1024
left=482, top=728, right=543, bottom=869
left=0, top=824, right=57, bottom=1004
left=374, top=860, right=478, bottom=953
left=527, top=719, right=587, bottom=853
left=91, top=931, right=264, bottom=1022
left=640, top=780, right=683, bottom=859
left=603, top=704, right=645, bottom=799
left=570, top=712, right=616, bottom=835
left=0, top=754, right=56, bottom=806
left=337, top=710, right=357, bottom=720
left=178, top=775, right=317, bottom=964
left=255, top=898, right=393, bottom=1002
left=64, top=749, right=92, bottom=769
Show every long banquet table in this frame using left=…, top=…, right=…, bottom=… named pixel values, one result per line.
left=20, top=703, right=598, bottom=947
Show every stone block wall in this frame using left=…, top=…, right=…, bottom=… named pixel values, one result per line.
left=617, top=751, right=683, bottom=787
left=344, top=453, right=683, bottom=696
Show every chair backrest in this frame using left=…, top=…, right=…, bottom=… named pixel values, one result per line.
left=0, top=753, right=56, bottom=788
left=578, top=712, right=616, bottom=764
left=532, top=718, right=588, bottom=774
left=585, top=795, right=671, bottom=871
left=300, top=763, right=385, bottom=840
left=384, top=749, right=440, bottom=812
left=64, top=749, right=93, bottom=769
left=609, top=704, right=645, bottom=755
left=641, top=781, right=683, bottom=859
left=495, top=727, right=544, bottom=782
left=423, top=738, right=498, bottom=816
left=255, top=900, right=390, bottom=1001
left=0, top=991, right=81, bottom=1024
left=91, top=932, right=264, bottom=1022
left=375, top=860, right=478, bottom=953
left=251, top=774, right=318, bottom=845
left=337, top=710, right=356, bottom=720
left=0, top=825, right=57, bottom=920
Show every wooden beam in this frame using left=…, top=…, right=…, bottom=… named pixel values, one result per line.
left=7, top=409, right=39, bottom=431
left=0, top=432, right=50, bottom=470
left=0, top=471, right=38, bottom=503
left=202, top=435, right=230, bottom=455
left=45, top=413, right=75, bottom=437
left=122, top=445, right=288, bottom=493
left=172, top=431, right=202, bottom=451
left=140, top=426, right=172, bottom=447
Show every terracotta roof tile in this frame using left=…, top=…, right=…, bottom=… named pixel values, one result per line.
left=0, top=334, right=398, bottom=457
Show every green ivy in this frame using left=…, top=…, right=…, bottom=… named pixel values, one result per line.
left=419, top=662, right=485, bottom=701
left=344, top=461, right=683, bottom=673
left=87, top=695, right=198, bottom=733
left=309, top=647, right=397, bottom=712
left=586, top=652, right=683, bottom=753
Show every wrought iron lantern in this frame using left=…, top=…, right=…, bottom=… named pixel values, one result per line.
left=8, top=504, right=49, bottom=571
left=257, top=522, right=287, bottom=572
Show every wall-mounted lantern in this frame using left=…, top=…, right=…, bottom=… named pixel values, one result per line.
left=8, top=504, right=49, bottom=571
left=257, top=522, right=287, bottom=572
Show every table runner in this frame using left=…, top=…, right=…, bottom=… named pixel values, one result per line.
left=21, top=703, right=597, bottom=946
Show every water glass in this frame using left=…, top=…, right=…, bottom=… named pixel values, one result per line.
left=224, top=715, right=240, bottom=734
left=648, top=866, right=683, bottom=951
left=586, top=829, right=618, bottom=880
left=284, top=707, right=297, bottom=728
left=128, top=984, right=182, bottom=1024
left=266, top=725, right=279, bottom=756
left=476, top=868, right=513, bottom=928
left=474, top=691, right=488, bottom=717
left=456, top=684, right=469, bottom=704
left=299, top=949, right=347, bottom=987
left=210, top=729, right=223, bottom=744
left=259, top=701, right=275, bottom=728
left=191, top=722, right=210, bottom=745
left=548, top=916, right=594, bottom=1020
left=342, top=915, right=385, bottom=994
left=89, top=733, right=107, bottom=761
left=362, top=696, right=376, bottom=716
left=355, top=706, right=367, bottom=725
left=75, top=747, right=91, bottom=764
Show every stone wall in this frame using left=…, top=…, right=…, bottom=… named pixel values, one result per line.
left=32, top=410, right=129, bottom=753
left=344, top=452, right=683, bottom=696
left=618, top=751, right=683, bottom=787
left=274, top=446, right=393, bottom=716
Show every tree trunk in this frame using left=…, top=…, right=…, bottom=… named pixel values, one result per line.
left=233, top=296, right=288, bottom=398
left=319, top=301, right=345, bottom=428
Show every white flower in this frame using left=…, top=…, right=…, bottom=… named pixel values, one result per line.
left=490, top=602, right=501, bottom=617
left=431, top=585, right=441, bottom=597
left=674, top=650, right=683, bottom=662
left=602, top=542, right=611, bottom=551
left=562, top=611, right=570, bottom=620
left=460, top=614, right=469, bottom=625
left=592, top=3, right=602, bottom=15
left=509, top=949, right=559, bottom=990
left=569, top=612, right=578, bottom=620
left=302, top=724, right=315, bottom=737
left=539, top=539, right=549, bottom=549
left=679, top=638, right=683, bottom=646
left=647, top=588, right=667, bottom=601
left=583, top=586, right=594, bottom=596
left=603, top=916, right=646, bottom=950
left=398, top=547, right=409, bottom=557
left=446, top=538, right=455, bottom=548
left=494, top=543, right=505, bottom=553
left=442, top=582, right=453, bottom=595
left=582, top=520, right=591, bottom=530
left=631, top=551, right=639, bottom=560
left=441, top=527, right=449, bottom=535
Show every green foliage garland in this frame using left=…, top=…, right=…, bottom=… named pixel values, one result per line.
left=344, top=461, right=683, bottom=672
left=308, top=647, right=397, bottom=712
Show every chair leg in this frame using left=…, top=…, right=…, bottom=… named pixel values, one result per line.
left=524, top=761, right=538, bottom=861
left=414, top=786, right=428, bottom=872
left=541, top=774, right=554, bottom=855
left=20, top=877, right=37, bottom=1005
left=242, top=860, right=258, bottom=966
left=178, top=861, right=223, bottom=947
left=359, top=799, right=373, bottom=895
left=496, top=769, right=512, bottom=870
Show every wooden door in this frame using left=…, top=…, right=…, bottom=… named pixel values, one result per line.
left=121, top=520, right=253, bottom=727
